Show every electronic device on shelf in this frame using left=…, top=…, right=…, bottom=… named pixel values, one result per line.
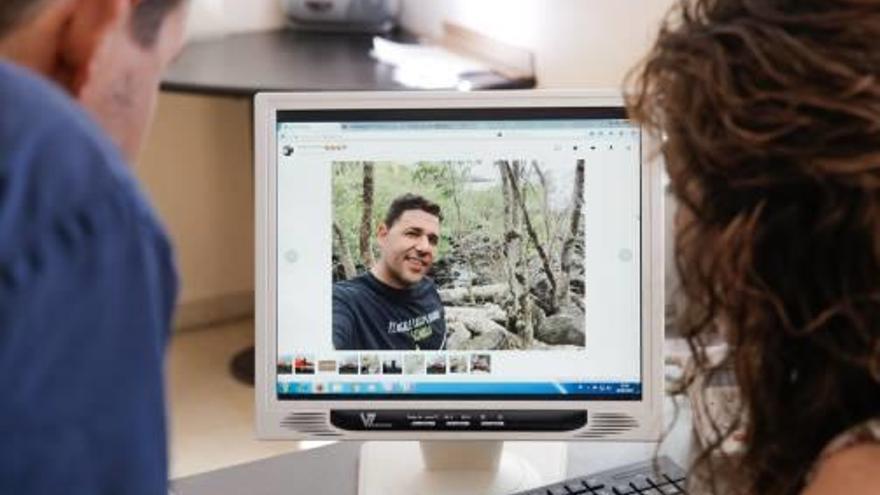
left=280, top=0, right=400, bottom=33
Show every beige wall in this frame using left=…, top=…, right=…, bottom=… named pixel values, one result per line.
left=399, top=0, right=675, bottom=88
left=136, top=93, right=254, bottom=328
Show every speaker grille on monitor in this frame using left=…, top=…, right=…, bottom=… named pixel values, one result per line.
left=574, top=412, right=640, bottom=439
left=280, top=412, right=342, bottom=437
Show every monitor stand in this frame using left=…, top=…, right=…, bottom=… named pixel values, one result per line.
left=358, top=441, right=567, bottom=495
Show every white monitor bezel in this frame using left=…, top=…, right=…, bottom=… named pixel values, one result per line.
left=254, top=90, right=664, bottom=440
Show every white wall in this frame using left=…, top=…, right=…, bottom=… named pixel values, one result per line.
left=399, top=0, right=675, bottom=88
left=186, top=0, right=285, bottom=40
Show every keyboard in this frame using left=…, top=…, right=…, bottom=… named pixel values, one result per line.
left=512, top=456, right=687, bottom=495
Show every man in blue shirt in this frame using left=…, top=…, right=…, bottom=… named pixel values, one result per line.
left=0, top=0, right=187, bottom=493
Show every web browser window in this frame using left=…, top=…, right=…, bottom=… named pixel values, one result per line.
left=274, top=109, right=641, bottom=400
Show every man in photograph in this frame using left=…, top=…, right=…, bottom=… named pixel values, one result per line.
left=333, top=193, right=447, bottom=350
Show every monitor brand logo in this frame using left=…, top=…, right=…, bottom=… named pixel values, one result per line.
left=360, top=412, right=378, bottom=427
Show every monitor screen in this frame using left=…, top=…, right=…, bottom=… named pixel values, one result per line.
left=271, top=105, right=643, bottom=403
left=256, top=91, right=663, bottom=441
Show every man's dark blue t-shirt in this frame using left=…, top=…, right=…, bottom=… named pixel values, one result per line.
left=333, top=272, right=446, bottom=350
left=0, top=62, right=177, bottom=494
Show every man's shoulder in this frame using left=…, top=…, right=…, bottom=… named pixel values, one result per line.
left=0, top=61, right=116, bottom=160
left=0, top=62, right=132, bottom=178
left=0, top=62, right=161, bottom=258
left=333, top=273, right=372, bottom=297
left=417, top=277, right=442, bottom=296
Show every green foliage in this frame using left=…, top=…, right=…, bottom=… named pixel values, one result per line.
left=332, top=160, right=568, bottom=275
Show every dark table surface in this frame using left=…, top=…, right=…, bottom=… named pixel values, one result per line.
left=161, top=29, right=533, bottom=97
left=161, top=29, right=411, bottom=96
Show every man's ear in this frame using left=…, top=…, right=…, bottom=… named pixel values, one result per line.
left=56, top=0, right=130, bottom=95
left=376, top=223, right=388, bottom=243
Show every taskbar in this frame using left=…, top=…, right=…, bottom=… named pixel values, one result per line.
left=276, top=381, right=642, bottom=401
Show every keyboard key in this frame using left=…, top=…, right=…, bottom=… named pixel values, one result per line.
left=548, top=486, right=569, bottom=495
left=641, top=488, right=662, bottom=495
left=612, top=485, right=635, bottom=495
left=656, top=483, right=683, bottom=494
left=592, top=489, right=614, bottom=495
left=583, top=478, right=605, bottom=490
left=565, top=481, right=588, bottom=494
left=631, top=478, right=652, bottom=491
left=664, top=474, right=686, bottom=484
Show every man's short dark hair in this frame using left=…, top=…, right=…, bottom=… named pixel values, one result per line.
left=131, top=0, right=185, bottom=47
left=383, top=194, right=443, bottom=228
left=0, top=0, right=184, bottom=47
left=0, top=0, right=45, bottom=36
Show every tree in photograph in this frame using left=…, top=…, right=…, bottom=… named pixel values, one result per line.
left=498, top=159, right=534, bottom=346
left=497, top=160, right=516, bottom=320
left=531, top=161, right=555, bottom=256
left=359, top=162, right=375, bottom=268
left=558, top=159, right=585, bottom=308
left=331, top=161, right=363, bottom=278
left=411, top=160, right=474, bottom=237
left=333, top=221, right=357, bottom=279
left=503, top=160, right=558, bottom=314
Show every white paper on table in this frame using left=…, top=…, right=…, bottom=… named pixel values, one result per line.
left=371, top=36, right=491, bottom=89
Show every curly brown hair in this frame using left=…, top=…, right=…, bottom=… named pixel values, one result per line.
left=626, top=1, right=880, bottom=493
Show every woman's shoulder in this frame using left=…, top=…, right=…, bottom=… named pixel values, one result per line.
left=802, top=419, right=880, bottom=495
left=802, top=443, right=880, bottom=494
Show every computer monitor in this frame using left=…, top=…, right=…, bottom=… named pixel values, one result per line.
left=254, top=90, right=664, bottom=495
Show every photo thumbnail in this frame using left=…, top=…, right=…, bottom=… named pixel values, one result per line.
left=426, top=354, right=447, bottom=375
left=470, top=354, right=491, bottom=374
left=360, top=354, right=380, bottom=375
left=294, top=355, right=315, bottom=374
left=403, top=354, right=426, bottom=375
left=448, top=354, right=468, bottom=374
left=338, top=354, right=359, bottom=375
left=317, top=360, right=338, bottom=373
left=382, top=356, right=403, bottom=374
left=277, top=355, right=293, bottom=375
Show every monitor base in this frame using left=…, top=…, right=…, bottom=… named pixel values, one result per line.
left=358, top=441, right=566, bottom=495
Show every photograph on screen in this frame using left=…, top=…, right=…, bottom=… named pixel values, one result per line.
left=360, top=354, right=381, bottom=375
left=470, top=353, right=492, bottom=374
left=277, top=355, right=293, bottom=375
left=448, top=354, right=468, bottom=374
left=294, top=354, right=315, bottom=374
left=331, top=159, right=586, bottom=352
left=403, top=354, right=426, bottom=374
left=338, top=354, right=359, bottom=375
left=382, top=355, right=403, bottom=374
left=317, top=359, right=337, bottom=373
left=426, top=354, right=447, bottom=375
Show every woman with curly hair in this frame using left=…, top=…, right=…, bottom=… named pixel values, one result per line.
left=627, top=0, right=880, bottom=494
